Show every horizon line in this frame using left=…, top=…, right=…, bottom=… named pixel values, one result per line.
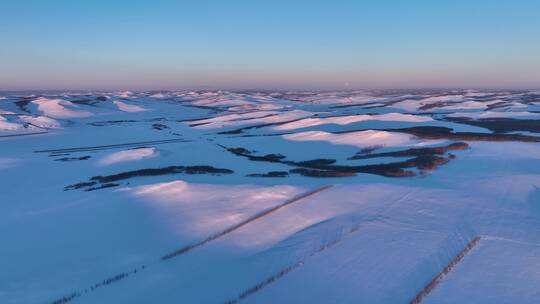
left=1, top=87, right=539, bottom=93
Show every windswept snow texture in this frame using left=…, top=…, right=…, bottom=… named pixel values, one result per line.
left=1, top=89, right=540, bottom=304
left=97, top=148, right=157, bottom=166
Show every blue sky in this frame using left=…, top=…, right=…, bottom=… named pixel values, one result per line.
left=1, top=0, right=540, bottom=90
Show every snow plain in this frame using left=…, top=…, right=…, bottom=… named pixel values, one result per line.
left=1, top=89, right=539, bottom=304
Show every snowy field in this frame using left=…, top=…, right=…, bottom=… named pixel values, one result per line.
left=1, top=89, right=540, bottom=304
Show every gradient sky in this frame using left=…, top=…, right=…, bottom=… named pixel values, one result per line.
left=1, top=0, right=540, bottom=90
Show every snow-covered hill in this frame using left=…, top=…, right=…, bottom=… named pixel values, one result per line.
left=1, top=89, right=539, bottom=304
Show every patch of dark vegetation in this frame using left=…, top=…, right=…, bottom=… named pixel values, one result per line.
left=129, top=146, right=151, bottom=150
left=295, top=158, right=336, bottom=166
left=469, top=94, right=502, bottom=102
left=217, top=122, right=278, bottom=135
left=55, top=156, right=91, bottom=162
left=89, top=120, right=138, bottom=126
left=188, top=122, right=210, bottom=127
left=183, top=104, right=226, bottom=111
left=148, top=117, right=167, bottom=122
left=418, top=101, right=456, bottom=111
left=49, top=153, right=70, bottom=157
left=235, top=113, right=279, bottom=121
left=219, top=145, right=286, bottom=163
left=176, top=116, right=216, bottom=123
left=445, top=117, right=540, bottom=134
left=247, top=171, right=289, bottom=177
left=84, top=183, right=120, bottom=192
left=14, top=97, right=34, bottom=113
left=412, top=154, right=453, bottom=171
left=66, top=165, right=233, bottom=191
left=486, top=101, right=512, bottom=110
left=91, top=165, right=233, bottom=183
left=358, top=145, right=385, bottom=155
left=289, top=168, right=356, bottom=177
left=64, top=181, right=97, bottom=191
left=352, top=161, right=416, bottom=177
left=261, top=153, right=286, bottom=162
left=229, top=147, right=253, bottom=154
left=220, top=145, right=460, bottom=178
left=51, top=292, right=80, bottom=304
left=152, top=123, right=169, bottom=130
left=518, top=94, right=540, bottom=104
left=349, top=142, right=469, bottom=160
left=332, top=126, right=540, bottom=142
left=71, top=99, right=98, bottom=106
left=350, top=154, right=458, bottom=177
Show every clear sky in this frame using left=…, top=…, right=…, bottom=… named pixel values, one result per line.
left=1, top=0, right=540, bottom=90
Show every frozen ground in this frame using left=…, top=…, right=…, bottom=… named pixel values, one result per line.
left=1, top=89, right=539, bottom=304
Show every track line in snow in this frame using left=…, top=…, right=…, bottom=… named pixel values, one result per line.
left=48, top=185, right=332, bottom=304
left=50, top=265, right=148, bottom=304
left=34, top=138, right=189, bottom=153
left=224, top=262, right=303, bottom=304
left=161, top=185, right=333, bottom=260
left=224, top=225, right=360, bottom=304
left=0, top=131, right=48, bottom=138
left=409, top=235, right=481, bottom=304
